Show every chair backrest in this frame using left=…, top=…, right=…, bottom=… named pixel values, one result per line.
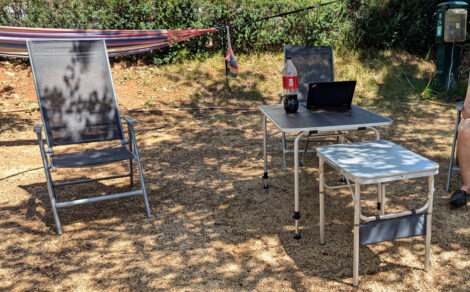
left=284, top=45, right=334, bottom=103
left=27, top=40, right=124, bottom=147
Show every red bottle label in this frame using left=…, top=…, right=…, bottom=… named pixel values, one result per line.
left=283, top=76, right=298, bottom=89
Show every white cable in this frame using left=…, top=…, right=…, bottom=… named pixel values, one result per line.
left=388, top=56, right=416, bottom=90
left=447, top=42, right=455, bottom=90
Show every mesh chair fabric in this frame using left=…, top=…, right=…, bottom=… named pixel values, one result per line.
left=51, top=147, right=134, bottom=167
left=284, top=45, right=334, bottom=103
left=28, top=40, right=123, bottom=146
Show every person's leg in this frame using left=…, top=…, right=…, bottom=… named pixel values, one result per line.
left=451, top=118, right=470, bottom=206
left=458, top=119, right=470, bottom=191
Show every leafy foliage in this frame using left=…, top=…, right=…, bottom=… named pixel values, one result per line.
left=0, top=0, right=445, bottom=63
left=349, top=0, right=442, bottom=55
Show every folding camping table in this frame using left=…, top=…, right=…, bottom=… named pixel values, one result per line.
left=316, top=140, right=439, bottom=286
left=259, top=104, right=392, bottom=238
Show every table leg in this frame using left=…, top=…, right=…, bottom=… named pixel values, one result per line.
left=353, top=183, right=361, bottom=287
left=377, top=183, right=382, bottom=212
left=377, top=183, right=385, bottom=215
left=319, top=156, right=325, bottom=245
left=380, top=183, right=386, bottom=215
left=294, top=132, right=307, bottom=239
left=282, top=132, right=287, bottom=172
left=425, top=175, right=435, bottom=271
left=263, top=115, right=268, bottom=189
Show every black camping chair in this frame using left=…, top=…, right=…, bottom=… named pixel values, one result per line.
left=278, top=45, right=341, bottom=170
left=28, top=40, right=151, bottom=234
left=446, top=101, right=464, bottom=192
left=284, top=45, right=335, bottom=102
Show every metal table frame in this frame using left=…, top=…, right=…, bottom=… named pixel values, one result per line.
left=316, top=140, right=439, bottom=286
left=260, top=104, right=393, bottom=239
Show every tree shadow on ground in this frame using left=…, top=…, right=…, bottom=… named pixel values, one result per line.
left=162, top=66, right=269, bottom=107
left=5, top=112, right=308, bottom=290
left=2, top=100, right=470, bottom=290
left=0, top=114, right=34, bottom=136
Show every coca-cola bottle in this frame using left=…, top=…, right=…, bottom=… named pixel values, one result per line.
left=282, top=57, right=299, bottom=113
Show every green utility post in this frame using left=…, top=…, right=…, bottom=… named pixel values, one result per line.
left=435, top=1, right=468, bottom=89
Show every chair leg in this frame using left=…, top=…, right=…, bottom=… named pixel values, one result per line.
left=37, top=139, right=62, bottom=234
left=127, top=124, right=150, bottom=217
left=447, top=109, right=461, bottom=192
left=44, top=169, right=62, bottom=235
left=129, top=130, right=151, bottom=218
left=135, top=154, right=151, bottom=218
left=282, top=132, right=287, bottom=171
left=129, top=159, right=134, bottom=188
left=127, top=128, right=134, bottom=188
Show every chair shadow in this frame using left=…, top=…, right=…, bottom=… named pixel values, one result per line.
left=19, top=179, right=149, bottom=233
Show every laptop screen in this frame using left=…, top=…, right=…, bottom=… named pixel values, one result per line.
left=307, top=81, right=356, bottom=111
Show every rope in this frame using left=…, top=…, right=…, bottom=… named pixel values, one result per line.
left=216, top=0, right=343, bottom=30
left=125, top=106, right=258, bottom=112
left=215, top=0, right=343, bottom=93
left=0, top=167, right=42, bottom=182
left=0, top=106, right=259, bottom=114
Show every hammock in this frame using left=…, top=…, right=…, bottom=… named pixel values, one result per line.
left=0, top=26, right=216, bottom=58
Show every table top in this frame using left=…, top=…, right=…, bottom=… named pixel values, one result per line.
left=259, top=104, right=392, bottom=132
left=317, top=140, right=439, bottom=184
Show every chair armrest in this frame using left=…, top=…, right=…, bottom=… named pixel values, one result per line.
left=121, top=116, right=138, bottom=148
left=121, top=116, right=137, bottom=126
left=33, top=124, right=43, bottom=133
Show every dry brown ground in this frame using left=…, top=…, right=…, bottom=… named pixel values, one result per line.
left=0, top=53, right=469, bottom=291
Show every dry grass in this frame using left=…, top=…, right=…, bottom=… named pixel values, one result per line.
left=0, top=50, right=469, bottom=291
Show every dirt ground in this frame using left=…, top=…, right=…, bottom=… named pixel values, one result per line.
left=1, top=57, right=470, bottom=291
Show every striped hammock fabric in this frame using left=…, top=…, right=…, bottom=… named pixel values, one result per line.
left=0, top=26, right=216, bottom=58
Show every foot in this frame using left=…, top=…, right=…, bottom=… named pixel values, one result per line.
left=450, top=189, right=467, bottom=207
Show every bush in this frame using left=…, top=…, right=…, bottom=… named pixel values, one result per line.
left=349, top=0, right=442, bottom=55
left=0, top=0, right=445, bottom=63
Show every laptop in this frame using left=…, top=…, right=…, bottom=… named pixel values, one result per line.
left=306, top=81, right=356, bottom=111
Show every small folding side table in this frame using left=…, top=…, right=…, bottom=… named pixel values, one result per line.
left=316, top=140, right=439, bottom=287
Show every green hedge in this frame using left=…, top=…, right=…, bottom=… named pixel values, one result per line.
left=349, top=0, right=442, bottom=55
left=0, top=0, right=445, bottom=63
